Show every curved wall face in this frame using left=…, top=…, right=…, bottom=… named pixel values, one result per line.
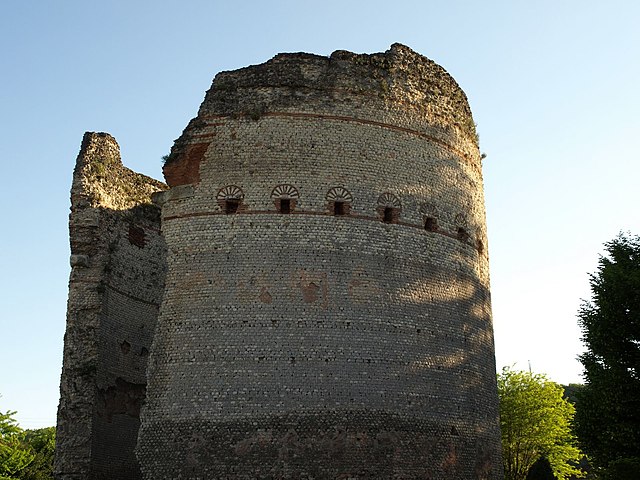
left=138, top=44, right=502, bottom=479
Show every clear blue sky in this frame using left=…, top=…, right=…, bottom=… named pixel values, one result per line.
left=1, top=1, right=638, bottom=428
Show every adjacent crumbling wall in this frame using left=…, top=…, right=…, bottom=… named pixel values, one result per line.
left=55, top=132, right=167, bottom=480
left=138, top=44, right=502, bottom=479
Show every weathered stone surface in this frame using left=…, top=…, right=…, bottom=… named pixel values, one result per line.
left=139, top=44, right=501, bottom=479
left=57, top=44, right=502, bottom=480
left=69, top=254, right=89, bottom=267
left=55, top=132, right=167, bottom=480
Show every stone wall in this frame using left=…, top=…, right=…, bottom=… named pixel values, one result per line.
left=55, top=133, right=167, bottom=480
left=137, top=44, right=502, bottom=479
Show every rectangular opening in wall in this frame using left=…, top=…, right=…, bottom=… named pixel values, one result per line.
left=425, top=217, right=437, bottom=232
left=333, top=201, right=345, bottom=216
left=225, top=199, right=240, bottom=214
left=280, top=198, right=291, bottom=214
left=383, top=207, right=394, bottom=224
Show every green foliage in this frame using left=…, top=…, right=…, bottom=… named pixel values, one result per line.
left=498, top=367, right=584, bottom=480
left=600, top=457, right=640, bottom=480
left=461, top=116, right=480, bottom=144
left=0, top=404, right=55, bottom=480
left=560, top=384, right=583, bottom=405
left=575, top=234, right=640, bottom=471
left=0, top=410, right=34, bottom=479
left=18, top=428, right=55, bottom=480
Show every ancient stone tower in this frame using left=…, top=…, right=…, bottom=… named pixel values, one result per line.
left=56, top=44, right=502, bottom=479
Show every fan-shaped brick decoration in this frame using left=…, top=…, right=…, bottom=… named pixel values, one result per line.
left=216, top=185, right=244, bottom=200
left=377, top=192, right=401, bottom=208
left=326, top=186, right=353, bottom=203
left=271, top=184, right=299, bottom=199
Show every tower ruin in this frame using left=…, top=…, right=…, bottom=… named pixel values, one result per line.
left=56, top=44, right=502, bottom=479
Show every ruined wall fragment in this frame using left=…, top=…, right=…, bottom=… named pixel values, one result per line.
left=55, top=132, right=167, bottom=480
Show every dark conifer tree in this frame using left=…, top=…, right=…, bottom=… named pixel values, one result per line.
left=575, top=234, right=640, bottom=470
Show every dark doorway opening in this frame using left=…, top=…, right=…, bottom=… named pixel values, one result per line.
left=279, top=198, right=291, bottom=214
left=225, top=199, right=240, bottom=214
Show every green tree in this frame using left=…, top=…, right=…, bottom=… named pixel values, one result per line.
left=498, top=367, right=583, bottom=480
left=0, top=410, right=34, bottom=480
left=599, top=457, right=640, bottom=480
left=575, top=233, right=640, bottom=475
left=560, top=384, right=583, bottom=405
left=18, top=428, right=55, bottom=480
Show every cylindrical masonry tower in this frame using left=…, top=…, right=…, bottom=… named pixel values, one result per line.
left=137, top=44, right=502, bottom=479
